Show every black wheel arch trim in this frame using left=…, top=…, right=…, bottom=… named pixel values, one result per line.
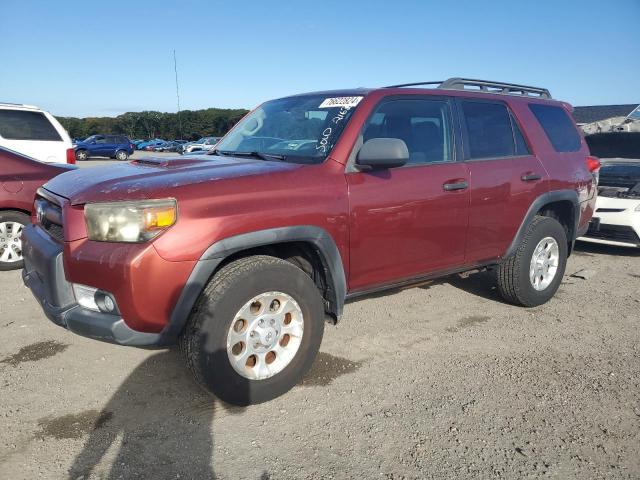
left=504, top=189, right=580, bottom=259
left=158, top=225, right=347, bottom=345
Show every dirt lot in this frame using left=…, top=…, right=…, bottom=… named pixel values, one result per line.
left=0, top=158, right=639, bottom=479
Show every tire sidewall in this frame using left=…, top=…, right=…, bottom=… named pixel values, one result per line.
left=116, top=150, right=128, bottom=161
left=517, top=218, right=568, bottom=306
left=193, top=260, right=324, bottom=405
left=0, top=211, right=29, bottom=271
left=75, top=149, right=88, bottom=161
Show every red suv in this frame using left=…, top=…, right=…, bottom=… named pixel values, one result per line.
left=1, top=147, right=75, bottom=270
left=22, top=79, right=598, bottom=405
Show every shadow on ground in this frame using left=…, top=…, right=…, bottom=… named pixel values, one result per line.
left=31, top=347, right=361, bottom=479
left=39, top=350, right=229, bottom=479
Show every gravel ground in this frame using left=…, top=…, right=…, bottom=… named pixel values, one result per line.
left=0, top=159, right=639, bottom=479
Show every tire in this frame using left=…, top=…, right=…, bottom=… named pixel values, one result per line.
left=497, top=216, right=568, bottom=307
left=115, top=150, right=129, bottom=161
left=75, top=149, right=88, bottom=161
left=0, top=211, right=30, bottom=271
left=179, top=255, right=325, bottom=405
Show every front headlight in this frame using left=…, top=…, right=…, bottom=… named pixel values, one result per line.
left=84, top=199, right=177, bottom=242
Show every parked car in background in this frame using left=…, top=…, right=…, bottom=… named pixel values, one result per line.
left=0, top=147, right=75, bottom=270
left=182, top=136, right=220, bottom=153
left=0, top=103, right=75, bottom=164
left=137, top=139, right=166, bottom=151
left=579, top=133, right=640, bottom=248
left=74, top=135, right=134, bottom=161
left=22, top=78, right=598, bottom=405
left=153, top=140, right=187, bottom=152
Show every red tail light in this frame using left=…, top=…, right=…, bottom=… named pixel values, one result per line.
left=66, top=148, right=76, bottom=164
left=586, top=156, right=600, bottom=173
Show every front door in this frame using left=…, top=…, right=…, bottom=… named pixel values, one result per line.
left=346, top=97, right=470, bottom=292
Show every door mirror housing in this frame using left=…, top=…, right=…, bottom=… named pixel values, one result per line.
left=356, top=138, right=409, bottom=170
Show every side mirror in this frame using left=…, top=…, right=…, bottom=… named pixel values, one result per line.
left=356, top=138, right=409, bottom=170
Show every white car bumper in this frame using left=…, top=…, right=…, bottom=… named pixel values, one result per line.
left=579, top=195, right=640, bottom=248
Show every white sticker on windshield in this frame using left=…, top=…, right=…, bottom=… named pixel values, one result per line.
left=318, top=96, right=363, bottom=109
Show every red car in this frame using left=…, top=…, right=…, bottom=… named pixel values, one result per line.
left=0, top=147, right=75, bottom=270
left=22, top=78, right=598, bottom=405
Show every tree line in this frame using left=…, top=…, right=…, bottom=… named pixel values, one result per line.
left=56, top=108, right=249, bottom=141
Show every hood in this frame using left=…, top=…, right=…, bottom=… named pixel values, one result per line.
left=43, top=154, right=300, bottom=205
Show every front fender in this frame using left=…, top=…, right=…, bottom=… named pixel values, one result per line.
left=158, top=225, right=346, bottom=344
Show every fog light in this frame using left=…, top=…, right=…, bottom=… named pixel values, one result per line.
left=72, top=284, right=99, bottom=312
left=103, top=295, right=115, bottom=312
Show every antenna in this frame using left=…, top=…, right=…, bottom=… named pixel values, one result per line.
left=173, top=49, right=183, bottom=139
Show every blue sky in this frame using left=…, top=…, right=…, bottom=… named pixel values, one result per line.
left=1, top=0, right=638, bottom=117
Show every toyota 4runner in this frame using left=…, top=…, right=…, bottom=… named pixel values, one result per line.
left=22, top=78, right=599, bottom=405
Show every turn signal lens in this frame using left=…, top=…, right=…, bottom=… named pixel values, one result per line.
left=143, top=206, right=177, bottom=230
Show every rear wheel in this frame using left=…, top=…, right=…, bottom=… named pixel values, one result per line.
left=115, top=150, right=129, bottom=161
left=179, top=255, right=325, bottom=405
left=75, top=149, right=88, bottom=161
left=497, top=216, right=567, bottom=307
left=0, top=211, right=29, bottom=271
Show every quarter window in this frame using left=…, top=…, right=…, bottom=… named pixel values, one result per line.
left=362, top=99, right=453, bottom=165
left=529, top=104, right=581, bottom=152
left=0, top=110, right=62, bottom=141
left=461, top=101, right=515, bottom=159
left=511, top=114, right=531, bottom=156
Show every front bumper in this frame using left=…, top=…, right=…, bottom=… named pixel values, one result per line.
left=578, top=197, right=640, bottom=248
left=21, top=224, right=162, bottom=346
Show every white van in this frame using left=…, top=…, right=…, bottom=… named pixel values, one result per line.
left=0, top=103, right=74, bottom=164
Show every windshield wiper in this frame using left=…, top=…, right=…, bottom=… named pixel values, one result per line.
left=212, top=150, right=285, bottom=161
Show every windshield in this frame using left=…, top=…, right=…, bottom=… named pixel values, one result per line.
left=214, top=94, right=363, bottom=164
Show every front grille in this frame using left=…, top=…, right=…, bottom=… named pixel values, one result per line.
left=585, top=223, right=640, bottom=245
left=35, top=195, right=64, bottom=243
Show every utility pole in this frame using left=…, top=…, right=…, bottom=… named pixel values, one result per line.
left=173, top=49, right=183, bottom=139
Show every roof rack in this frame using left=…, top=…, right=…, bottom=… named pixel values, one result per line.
left=0, top=102, right=39, bottom=109
left=385, top=77, right=552, bottom=99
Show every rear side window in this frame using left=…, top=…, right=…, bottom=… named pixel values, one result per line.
left=529, top=104, right=581, bottom=152
left=0, top=110, right=62, bottom=141
left=461, top=101, right=515, bottom=159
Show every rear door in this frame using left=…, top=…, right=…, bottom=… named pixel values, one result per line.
left=458, top=99, right=548, bottom=263
left=346, top=96, right=469, bottom=291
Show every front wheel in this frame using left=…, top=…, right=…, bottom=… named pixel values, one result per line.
left=115, top=150, right=129, bottom=161
left=0, top=211, right=29, bottom=271
left=179, top=255, right=325, bottom=405
left=75, top=149, right=88, bottom=161
left=497, top=216, right=568, bottom=307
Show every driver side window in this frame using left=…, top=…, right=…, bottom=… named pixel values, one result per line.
left=362, top=99, right=453, bottom=165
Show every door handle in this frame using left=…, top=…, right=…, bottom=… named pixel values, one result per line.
left=442, top=180, right=468, bottom=191
left=521, top=173, right=542, bottom=182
